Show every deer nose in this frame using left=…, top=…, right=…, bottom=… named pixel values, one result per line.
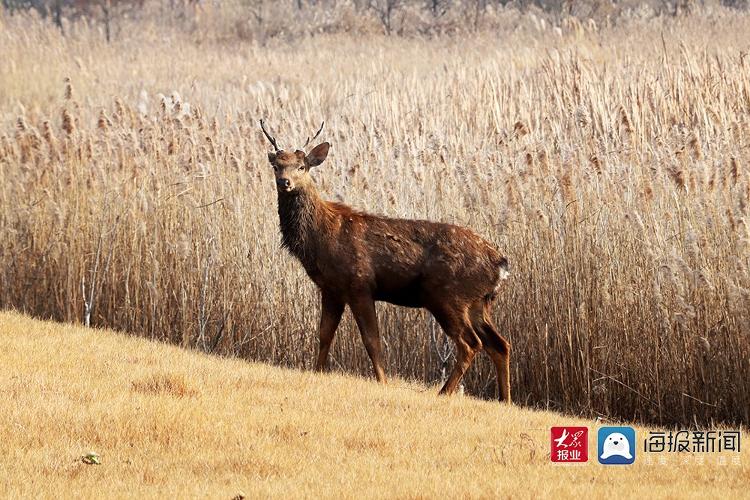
left=276, top=178, right=291, bottom=189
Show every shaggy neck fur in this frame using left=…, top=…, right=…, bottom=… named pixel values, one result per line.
left=277, top=184, right=331, bottom=267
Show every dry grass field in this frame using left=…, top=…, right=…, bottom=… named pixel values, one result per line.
left=1, top=311, right=748, bottom=498
left=1, top=6, right=749, bottom=427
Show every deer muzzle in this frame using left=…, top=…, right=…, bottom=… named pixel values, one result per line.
left=276, top=178, right=293, bottom=192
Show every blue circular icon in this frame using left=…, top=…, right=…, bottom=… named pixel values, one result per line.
left=598, top=426, right=636, bottom=465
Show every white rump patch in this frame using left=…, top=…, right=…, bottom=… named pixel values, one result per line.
left=499, top=267, right=510, bottom=280
left=495, top=261, right=510, bottom=293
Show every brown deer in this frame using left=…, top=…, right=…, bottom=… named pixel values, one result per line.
left=261, top=120, right=512, bottom=403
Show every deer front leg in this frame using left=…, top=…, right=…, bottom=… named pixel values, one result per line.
left=315, top=292, right=344, bottom=372
left=349, top=295, right=387, bottom=384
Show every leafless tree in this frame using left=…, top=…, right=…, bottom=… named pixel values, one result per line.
left=425, top=0, right=449, bottom=18
left=368, top=0, right=404, bottom=35
left=468, top=0, right=488, bottom=32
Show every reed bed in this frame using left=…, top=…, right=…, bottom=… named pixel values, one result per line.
left=1, top=11, right=749, bottom=425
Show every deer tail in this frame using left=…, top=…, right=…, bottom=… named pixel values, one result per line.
left=497, top=256, right=510, bottom=280
left=486, top=256, right=510, bottom=302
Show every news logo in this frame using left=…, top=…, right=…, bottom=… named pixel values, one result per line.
left=550, top=426, right=588, bottom=463
left=641, top=429, right=742, bottom=466
left=598, top=426, right=636, bottom=465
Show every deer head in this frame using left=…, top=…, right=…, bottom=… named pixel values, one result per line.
left=261, top=120, right=329, bottom=193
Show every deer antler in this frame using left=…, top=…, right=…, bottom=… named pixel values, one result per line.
left=303, top=121, right=325, bottom=148
left=260, top=119, right=280, bottom=152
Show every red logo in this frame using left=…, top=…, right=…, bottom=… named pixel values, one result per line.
left=551, top=427, right=588, bottom=463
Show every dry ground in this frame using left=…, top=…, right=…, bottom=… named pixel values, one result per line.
left=0, top=311, right=747, bottom=498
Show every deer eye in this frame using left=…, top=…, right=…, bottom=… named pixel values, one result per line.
left=298, top=166, right=305, bottom=171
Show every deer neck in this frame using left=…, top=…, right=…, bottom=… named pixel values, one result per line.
left=276, top=184, right=328, bottom=263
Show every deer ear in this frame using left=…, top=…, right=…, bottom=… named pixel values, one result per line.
left=267, top=152, right=277, bottom=164
left=305, top=142, right=330, bottom=168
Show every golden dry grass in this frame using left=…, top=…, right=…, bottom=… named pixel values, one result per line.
left=1, top=311, right=748, bottom=499
left=0, top=10, right=749, bottom=426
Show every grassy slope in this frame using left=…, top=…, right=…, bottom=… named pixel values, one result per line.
left=0, top=311, right=747, bottom=499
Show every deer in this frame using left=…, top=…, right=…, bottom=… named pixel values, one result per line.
left=261, top=120, right=512, bottom=403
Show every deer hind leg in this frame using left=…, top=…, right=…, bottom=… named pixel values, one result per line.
left=349, top=294, right=387, bottom=384
left=470, top=300, right=512, bottom=404
left=433, top=305, right=482, bottom=396
left=315, top=292, right=345, bottom=372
